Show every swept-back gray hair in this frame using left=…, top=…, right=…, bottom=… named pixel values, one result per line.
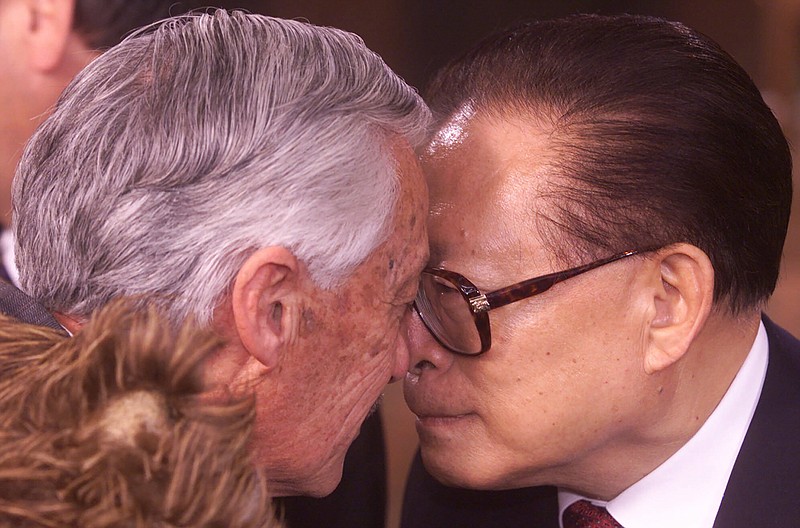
left=13, top=10, right=430, bottom=325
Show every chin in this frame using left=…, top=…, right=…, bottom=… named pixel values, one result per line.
left=301, top=453, right=347, bottom=498
left=263, top=449, right=346, bottom=497
left=421, top=451, right=486, bottom=490
left=421, top=448, right=516, bottom=491
left=271, top=468, right=343, bottom=498
left=303, top=478, right=340, bottom=498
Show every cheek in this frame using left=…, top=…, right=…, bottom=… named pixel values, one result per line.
left=474, top=335, right=647, bottom=469
left=458, top=328, right=592, bottom=436
left=325, top=302, right=403, bottom=390
left=466, top=360, right=547, bottom=439
left=356, top=298, right=406, bottom=358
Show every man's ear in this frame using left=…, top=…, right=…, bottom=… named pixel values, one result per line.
left=24, top=0, right=76, bottom=72
left=231, top=247, right=300, bottom=370
left=644, top=243, right=714, bottom=374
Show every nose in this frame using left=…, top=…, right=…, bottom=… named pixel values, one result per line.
left=405, top=308, right=455, bottom=381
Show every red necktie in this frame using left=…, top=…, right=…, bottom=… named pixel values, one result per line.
left=562, top=499, right=623, bottom=528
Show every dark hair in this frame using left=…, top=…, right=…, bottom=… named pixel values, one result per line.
left=426, top=14, right=793, bottom=313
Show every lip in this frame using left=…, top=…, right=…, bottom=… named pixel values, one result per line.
left=404, top=379, right=476, bottom=431
left=414, top=412, right=475, bottom=430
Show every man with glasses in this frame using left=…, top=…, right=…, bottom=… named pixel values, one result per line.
left=402, top=14, right=798, bottom=528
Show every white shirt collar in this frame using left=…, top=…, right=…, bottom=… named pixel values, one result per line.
left=559, top=321, right=769, bottom=528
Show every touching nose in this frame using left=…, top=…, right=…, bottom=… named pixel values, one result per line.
left=405, top=308, right=454, bottom=379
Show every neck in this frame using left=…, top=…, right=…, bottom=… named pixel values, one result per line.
left=53, top=311, right=84, bottom=334
left=559, top=310, right=762, bottom=500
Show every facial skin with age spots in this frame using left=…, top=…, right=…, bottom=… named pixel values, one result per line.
left=233, top=138, right=429, bottom=496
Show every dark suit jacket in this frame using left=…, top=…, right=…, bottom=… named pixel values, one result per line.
left=0, top=282, right=387, bottom=528
left=0, top=281, right=63, bottom=330
left=402, top=316, right=800, bottom=528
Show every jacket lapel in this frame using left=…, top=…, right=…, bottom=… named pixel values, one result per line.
left=0, top=281, right=64, bottom=331
left=713, top=316, right=800, bottom=527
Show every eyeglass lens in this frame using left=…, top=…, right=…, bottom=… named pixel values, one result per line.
left=416, top=272, right=482, bottom=354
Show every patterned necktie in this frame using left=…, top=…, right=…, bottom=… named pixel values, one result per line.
left=562, top=499, right=623, bottom=528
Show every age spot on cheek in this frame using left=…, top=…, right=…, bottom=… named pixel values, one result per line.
left=302, top=307, right=316, bottom=333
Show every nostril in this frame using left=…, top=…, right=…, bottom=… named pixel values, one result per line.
left=414, top=359, right=435, bottom=371
left=406, top=360, right=435, bottom=385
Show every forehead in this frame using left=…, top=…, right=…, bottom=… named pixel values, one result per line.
left=422, top=109, right=558, bottom=281
left=393, top=137, right=428, bottom=224
left=373, top=138, right=429, bottom=278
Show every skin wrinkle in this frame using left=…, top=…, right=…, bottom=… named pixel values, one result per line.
left=240, top=138, right=428, bottom=496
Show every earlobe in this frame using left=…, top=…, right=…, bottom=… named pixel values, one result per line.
left=644, top=244, right=714, bottom=374
left=231, top=247, right=299, bottom=370
left=25, top=0, right=77, bottom=72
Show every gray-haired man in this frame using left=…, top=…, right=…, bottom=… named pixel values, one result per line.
left=11, top=9, right=429, bottom=502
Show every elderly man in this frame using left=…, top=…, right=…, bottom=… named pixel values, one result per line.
left=402, top=14, right=797, bottom=528
left=2, top=3, right=395, bottom=526
left=10, top=10, right=430, bottom=506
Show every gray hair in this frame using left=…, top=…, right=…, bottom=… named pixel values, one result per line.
left=13, top=10, right=430, bottom=325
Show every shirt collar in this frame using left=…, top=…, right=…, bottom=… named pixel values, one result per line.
left=0, top=227, right=19, bottom=287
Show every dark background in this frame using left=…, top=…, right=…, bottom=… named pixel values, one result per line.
left=199, top=1, right=772, bottom=96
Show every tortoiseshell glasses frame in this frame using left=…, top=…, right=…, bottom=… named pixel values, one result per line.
left=413, top=249, right=653, bottom=356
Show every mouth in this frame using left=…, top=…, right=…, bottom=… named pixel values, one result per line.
left=412, top=410, right=476, bottom=433
left=404, top=378, right=475, bottom=432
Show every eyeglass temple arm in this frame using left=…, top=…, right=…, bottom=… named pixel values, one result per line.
left=479, top=250, right=643, bottom=312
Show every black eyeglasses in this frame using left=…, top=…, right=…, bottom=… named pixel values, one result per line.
left=413, top=249, right=653, bottom=355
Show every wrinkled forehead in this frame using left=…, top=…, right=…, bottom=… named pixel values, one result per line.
left=422, top=106, right=560, bottom=278
left=376, top=137, right=430, bottom=283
